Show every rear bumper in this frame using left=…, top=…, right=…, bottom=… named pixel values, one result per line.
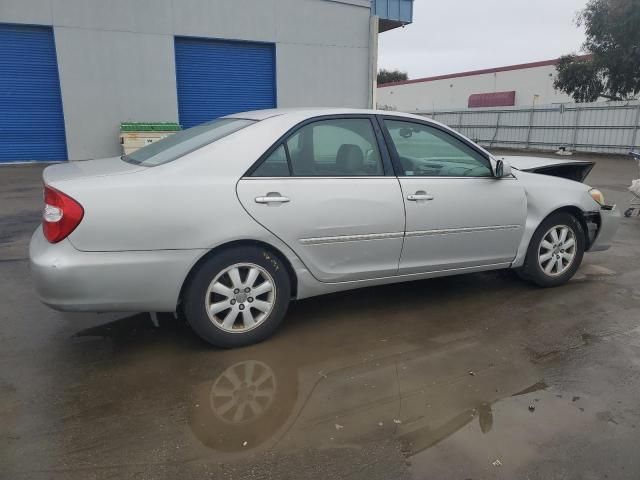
left=29, top=228, right=205, bottom=312
left=588, top=206, right=621, bottom=252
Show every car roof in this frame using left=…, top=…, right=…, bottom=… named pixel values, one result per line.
left=224, top=108, right=494, bottom=160
left=224, top=108, right=432, bottom=122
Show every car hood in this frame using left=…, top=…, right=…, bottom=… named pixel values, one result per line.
left=43, top=156, right=146, bottom=186
left=500, top=155, right=595, bottom=183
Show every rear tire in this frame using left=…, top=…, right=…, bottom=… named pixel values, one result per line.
left=183, top=246, right=291, bottom=348
left=518, top=212, right=585, bottom=287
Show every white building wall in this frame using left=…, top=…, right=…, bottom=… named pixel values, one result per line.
left=377, top=63, right=575, bottom=112
left=0, top=0, right=373, bottom=160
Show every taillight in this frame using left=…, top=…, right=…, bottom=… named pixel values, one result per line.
left=42, top=185, right=84, bottom=243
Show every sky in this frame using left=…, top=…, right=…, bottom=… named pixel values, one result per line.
left=378, top=0, right=589, bottom=79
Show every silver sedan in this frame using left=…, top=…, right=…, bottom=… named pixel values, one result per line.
left=30, top=109, right=620, bottom=348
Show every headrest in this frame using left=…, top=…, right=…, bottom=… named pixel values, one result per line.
left=336, top=144, right=364, bottom=173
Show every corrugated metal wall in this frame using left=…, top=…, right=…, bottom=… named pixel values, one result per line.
left=0, top=24, right=67, bottom=162
left=415, top=101, right=640, bottom=155
left=175, top=37, right=276, bottom=129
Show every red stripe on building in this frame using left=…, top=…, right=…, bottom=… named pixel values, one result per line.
left=468, top=91, right=516, bottom=108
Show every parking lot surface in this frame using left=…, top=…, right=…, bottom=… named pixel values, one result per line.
left=1, top=155, right=640, bottom=479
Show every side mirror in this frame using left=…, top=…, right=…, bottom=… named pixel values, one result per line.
left=495, top=159, right=512, bottom=178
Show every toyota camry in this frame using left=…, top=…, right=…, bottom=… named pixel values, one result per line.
left=30, top=109, right=620, bottom=348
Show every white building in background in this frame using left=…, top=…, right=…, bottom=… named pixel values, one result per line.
left=377, top=57, right=585, bottom=112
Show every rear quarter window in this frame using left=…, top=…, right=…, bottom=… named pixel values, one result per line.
left=123, top=118, right=256, bottom=166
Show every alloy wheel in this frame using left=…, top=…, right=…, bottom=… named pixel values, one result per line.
left=205, top=263, right=276, bottom=333
left=538, top=225, right=577, bottom=276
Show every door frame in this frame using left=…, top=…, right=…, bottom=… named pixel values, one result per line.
left=238, top=113, right=408, bottom=283
left=373, top=114, right=526, bottom=274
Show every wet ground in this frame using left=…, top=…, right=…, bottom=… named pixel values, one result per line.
left=1, top=155, right=640, bottom=479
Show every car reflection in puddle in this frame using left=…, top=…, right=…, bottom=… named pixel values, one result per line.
left=209, top=360, right=278, bottom=425
left=186, top=329, right=541, bottom=459
left=71, top=276, right=543, bottom=466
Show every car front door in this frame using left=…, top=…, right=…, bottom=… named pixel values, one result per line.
left=236, top=116, right=405, bottom=282
left=380, top=117, right=527, bottom=274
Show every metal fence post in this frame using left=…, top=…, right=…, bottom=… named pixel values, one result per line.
left=525, top=107, right=535, bottom=149
left=631, top=103, right=640, bottom=151
left=571, top=106, right=582, bottom=151
left=489, top=112, right=501, bottom=148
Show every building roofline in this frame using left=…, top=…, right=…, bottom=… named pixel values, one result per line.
left=378, top=55, right=591, bottom=88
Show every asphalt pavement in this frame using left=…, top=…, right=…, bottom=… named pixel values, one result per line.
left=1, top=154, right=639, bottom=479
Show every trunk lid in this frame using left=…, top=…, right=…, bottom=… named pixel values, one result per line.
left=43, top=156, right=146, bottom=186
left=501, top=155, right=595, bottom=183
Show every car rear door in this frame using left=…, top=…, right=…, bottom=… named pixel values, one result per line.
left=379, top=117, right=527, bottom=274
left=236, top=116, right=405, bottom=283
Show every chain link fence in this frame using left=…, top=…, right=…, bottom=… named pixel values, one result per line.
left=413, top=100, right=640, bottom=155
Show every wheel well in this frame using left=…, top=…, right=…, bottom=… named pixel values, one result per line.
left=177, top=240, right=299, bottom=309
left=543, top=206, right=594, bottom=248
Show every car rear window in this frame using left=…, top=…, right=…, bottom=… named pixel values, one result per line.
left=123, top=118, right=256, bottom=166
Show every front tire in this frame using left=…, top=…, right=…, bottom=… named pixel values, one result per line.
left=518, top=212, right=585, bottom=287
left=183, top=246, right=291, bottom=348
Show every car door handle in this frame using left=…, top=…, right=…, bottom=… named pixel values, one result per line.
left=255, top=195, right=290, bottom=204
left=407, top=192, right=434, bottom=201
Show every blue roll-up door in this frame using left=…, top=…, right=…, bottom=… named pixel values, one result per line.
left=0, top=24, right=67, bottom=162
left=175, top=37, right=276, bottom=129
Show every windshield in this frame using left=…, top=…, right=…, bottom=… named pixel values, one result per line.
left=123, top=118, right=256, bottom=166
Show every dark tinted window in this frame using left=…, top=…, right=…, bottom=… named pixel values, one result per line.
left=252, top=144, right=290, bottom=177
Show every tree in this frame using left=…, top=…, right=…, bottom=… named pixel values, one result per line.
left=377, top=68, right=408, bottom=85
left=555, top=0, right=640, bottom=102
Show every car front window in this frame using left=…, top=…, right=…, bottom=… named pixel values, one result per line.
left=123, top=118, right=256, bottom=166
left=385, top=120, right=492, bottom=177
